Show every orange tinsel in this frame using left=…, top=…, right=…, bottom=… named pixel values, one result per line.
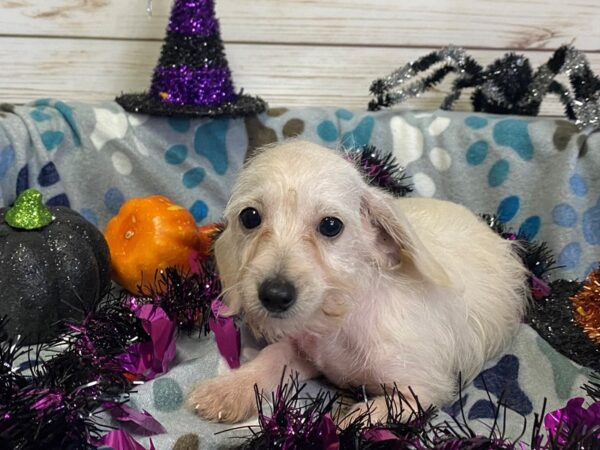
left=571, top=268, right=600, bottom=344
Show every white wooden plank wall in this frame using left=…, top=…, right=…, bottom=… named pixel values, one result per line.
left=0, top=0, right=599, bottom=115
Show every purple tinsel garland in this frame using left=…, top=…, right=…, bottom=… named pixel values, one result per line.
left=233, top=373, right=600, bottom=449
left=0, top=255, right=224, bottom=449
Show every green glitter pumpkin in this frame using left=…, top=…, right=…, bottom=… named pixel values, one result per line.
left=0, top=189, right=111, bottom=344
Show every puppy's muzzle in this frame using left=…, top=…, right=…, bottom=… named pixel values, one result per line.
left=258, top=277, right=297, bottom=313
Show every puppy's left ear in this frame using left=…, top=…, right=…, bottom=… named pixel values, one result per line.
left=361, top=187, right=453, bottom=288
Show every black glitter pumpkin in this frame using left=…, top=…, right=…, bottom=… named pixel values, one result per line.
left=0, top=190, right=111, bottom=344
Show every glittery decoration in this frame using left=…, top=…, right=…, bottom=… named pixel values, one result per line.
left=117, top=92, right=266, bottom=118
left=0, top=296, right=139, bottom=448
left=240, top=372, right=341, bottom=449
left=481, top=213, right=557, bottom=300
left=346, top=144, right=413, bottom=197
left=167, top=0, right=219, bottom=36
left=544, top=397, right=600, bottom=446
left=149, top=66, right=236, bottom=106
left=158, top=34, right=228, bottom=67
left=224, top=371, right=599, bottom=449
left=109, top=403, right=166, bottom=435
left=528, top=46, right=600, bottom=130
left=527, top=279, right=600, bottom=372
left=369, top=45, right=600, bottom=130
left=118, top=305, right=177, bottom=381
left=368, top=46, right=479, bottom=111
left=571, top=269, right=600, bottom=344
left=4, top=188, right=53, bottom=230
left=116, top=0, right=266, bottom=117
left=585, top=373, right=600, bottom=402
left=208, top=299, right=240, bottom=369
left=0, top=198, right=111, bottom=344
left=474, top=53, right=539, bottom=115
left=144, top=251, right=222, bottom=336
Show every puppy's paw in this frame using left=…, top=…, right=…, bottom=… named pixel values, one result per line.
left=187, top=375, right=257, bottom=423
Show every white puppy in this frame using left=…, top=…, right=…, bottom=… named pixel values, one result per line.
left=188, top=140, right=528, bottom=423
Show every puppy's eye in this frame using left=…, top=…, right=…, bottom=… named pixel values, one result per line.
left=239, top=207, right=262, bottom=229
left=318, top=217, right=343, bottom=238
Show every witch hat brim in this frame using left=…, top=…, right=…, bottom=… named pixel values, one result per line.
left=116, top=91, right=267, bottom=118
left=115, top=0, right=267, bottom=118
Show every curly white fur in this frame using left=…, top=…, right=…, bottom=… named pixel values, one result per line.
left=188, top=140, right=528, bottom=424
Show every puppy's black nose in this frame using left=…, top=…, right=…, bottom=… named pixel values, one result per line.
left=258, top=277, right=297, bottom=312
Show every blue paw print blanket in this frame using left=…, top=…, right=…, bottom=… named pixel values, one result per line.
left=0, top=100, right=598, bottom=448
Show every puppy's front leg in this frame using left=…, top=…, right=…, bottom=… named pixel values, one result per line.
left=188, top=339, right=318, bottom=423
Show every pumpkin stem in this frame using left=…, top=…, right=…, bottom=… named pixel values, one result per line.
left=5, top=189, right=54, bottom=230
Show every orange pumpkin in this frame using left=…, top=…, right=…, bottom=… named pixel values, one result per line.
left=104, top=195, right=206, bottom=294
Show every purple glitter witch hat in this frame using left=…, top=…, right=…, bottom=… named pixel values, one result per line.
left=116, top=0, right=266, bottom=117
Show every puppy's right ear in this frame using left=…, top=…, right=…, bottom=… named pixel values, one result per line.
left=361, top=187, right=453, bottom=288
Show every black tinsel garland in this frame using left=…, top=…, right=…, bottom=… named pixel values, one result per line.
left=139, top=259, right=221, bottom=337
left=584, top=373, right=600, bottom=402
left=527, top=279, right=600, bottom=373
left=481, top=213, right=558, bottom=294
left=234, top=372, right=340, bottom=450
left=482, top=214, right=600, bottom=372
left=227, top=372, right=600, bottom=450
left=350, top=145, right=413, bottom=197
left=0, top=292, right=140, bottom=449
